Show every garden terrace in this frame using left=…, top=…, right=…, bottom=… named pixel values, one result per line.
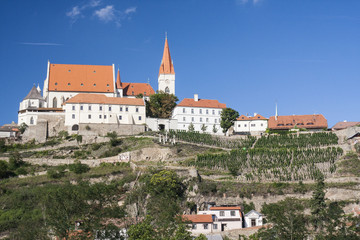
left=188, top=147, right=343, bottom=181
left=254, top=132, right=338, bottom=149
left=168, top=130, right=256, bottom=149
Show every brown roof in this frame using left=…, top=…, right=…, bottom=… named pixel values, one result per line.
left=178, top=98, right=226, bottom=109
left=48, top=63, right=114, bottom=93
left=268, top=114, right=328, bottom=130
left=332, top=121, right=360, bottom=130
left=237, top=114, right=268, bottom=121
left=122, top=82, right=155, bottom=97
left=65, top=93, right=145, bottom=106
left=159, top=38, right=175, bottom=76
left=116, top=69, right=122, bottom=89
left=182, top=214, right=213, bottom=223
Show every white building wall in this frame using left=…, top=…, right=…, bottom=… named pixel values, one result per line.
left=158, top=73, right=175, bottom=95
left=234, top=119, right=268, bottom=133
left=146, top=118, right=178, bottom=131
left=244, top=212, right=263, bottom=228
left=189, top=222, right=213, bottom=235
left=172, top=106, right=223, bottom=135
left=198, top=209, right=242, bottom=231
left=47, top=91, right=115, bottom=108
left=64, top=103, right=145, bottom=126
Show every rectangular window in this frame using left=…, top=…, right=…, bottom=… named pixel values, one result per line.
left=104, top=115, right=107, bottom=119
left=99, top=115, right=102, bottom=119
left=192, top=224, right=197, bottom=230
left=88, top=114, right=91, bottom=119
left=80, top=106, right=83, bottom=110
left=212, top=110, right=215, bottom=115
left=126, top=107, right=128, bottom=112
left=72, top=105, right=75, bottom=111
left=220, top=211, right=225, bottom=216
left=88, top=105, right=91, bottom=111
left=183, top=117, right=186, bottom=121
left=213, top=224, right=218, bottom=229
left=251, top=219, right=256, bottom=227
left=120, top=106, right=123, bottom=111
left=203, top=224, right=208, bottom=229
left=261, top=123, right=263, bottom=127
left=119, top=115, right=122, bottom=120
left=206, top=109, right=209, bottom=114
left=109, top=106, right=112, bottom=111
left=231, top=211, right=236, bottom=216
left=199, top=109, right=202, bottom=114
left=206, top=118, right=209, bottom=122
left=136, top=107, right=139, bottom=112
left=218, top=110, right=221, bottom=115
left=200, top=117, right=202, bottom=122
left=99, top=106, right=102, bottom=111
left=192, top=117, right=194, bottom=121
left=251, top=124, right=255, bottom=127
left=139, top=116, right=142, bottom=120
left=238, top=124, right=241, bottom=127
left=183, top=108, right=185, bottom=113
left=215, top=119, right=217, bottom=123
left=72, top=114, right=75, bottom=119
left=191, top=109, right=194, bottom=114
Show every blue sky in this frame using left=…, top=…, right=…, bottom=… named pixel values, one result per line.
left=0, top=0, right=359, bottom=127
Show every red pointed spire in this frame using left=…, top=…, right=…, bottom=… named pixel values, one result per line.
left=116, top=69, right=122, bottom=89
left=159, top=37, right=175, bottom=76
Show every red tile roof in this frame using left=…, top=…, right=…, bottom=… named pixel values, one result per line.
left=177, top=98, right=226, bottom=109
left=159, top=38, right=175, bottom=75
left=237, top=114, right=268, bottom=121
left=116, top=69, right=122, bottom=89
left=182, top=214, right=213, bottom=223
left=122, top=82, right=155, bottom=97
left=48, top=63, right=114, bottom=93
left=268, top=114, right=328, bottom=130
left=65, top=93, right=145, bottom=106
left=332, top=121, right=360, bottom=130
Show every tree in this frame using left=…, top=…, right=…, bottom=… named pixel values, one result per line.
left=188, top=122, right=195, bottom=132
left=201, top=124, right=207, bottom=133
left=146, top=91, right=178, bottom=118
left=195, top=234, right=207, bottom=240
left=136, top=93, right=144, bottom=99
left=310, top=174, right=326, bottom=233
left=128, top=216, right=157, bottom=240
left=258, top=198, right=308, bottom=240
left=19, top=122, right=28, bottom=134
left=220, top=108, right=239, bottom=134
left=212, top=124, right=218, bottom=134
left=8, top=151, right=24, bottom=170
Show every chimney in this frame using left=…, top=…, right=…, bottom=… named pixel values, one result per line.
left=254, top=113, right=257, bottom=117
left=194, top=94, right=199, bottom=102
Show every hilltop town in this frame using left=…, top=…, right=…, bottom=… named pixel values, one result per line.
left=0, top=38, right=359, bottom=239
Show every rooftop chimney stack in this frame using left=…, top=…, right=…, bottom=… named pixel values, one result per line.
left=194, top=94, right=199, bottom=102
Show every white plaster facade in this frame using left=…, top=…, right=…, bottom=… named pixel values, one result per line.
left=198, top=207, right=243, bottom=232
left=158, top=73, right=175, bottom=95
left=234, top=113, right=268, bottom=135
left=244, top=210, right=263, bottom=228
left=172, top=95, right=225, bottom=135
left=63, top=98, right=145, bottom=127
left=145, top=118, right=178, bottom=131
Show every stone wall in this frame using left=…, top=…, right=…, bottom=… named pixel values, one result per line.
left=22, top=119, right=48, bottom=143
left=70, top=123, right=145, bottom=137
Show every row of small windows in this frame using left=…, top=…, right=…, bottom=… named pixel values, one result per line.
left=72, top=114, right=142, bottom=121
left=182, top=117, right=219, bottom=123
left=192, top=223, right=218, bottom=230
left=54, top=82, right=110, bottom=87
left=182, top=108, right=221, bottom=115
left=238, top=123, right=264, bottom=127
left=72, top=105, right=138, bottom=112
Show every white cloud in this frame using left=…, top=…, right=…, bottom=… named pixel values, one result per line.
left=124, top=7, right=136, bottom=15
left=66, top=6, right=81, bottom=18
left=236, top=0, right=262, bottom=5
left=94, top=5, right=116, bottom=22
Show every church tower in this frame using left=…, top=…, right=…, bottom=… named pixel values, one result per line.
left=158, top=36, right=175, bottom=95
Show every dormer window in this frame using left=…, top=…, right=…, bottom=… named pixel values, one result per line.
left=81, top=83, right=84, bottom=86
left=93, top=70, right=96, bottom=73
left=67, top=83, right=71, bottom=86
left=132, top=91, right=134, bottom=95
left=107, top=84, right=109, bottom=87
left=55, top=82, right=58, bottom=86
left=68, top=70, right=71, bottom=72
left=93, top=84, right=96, bottom=86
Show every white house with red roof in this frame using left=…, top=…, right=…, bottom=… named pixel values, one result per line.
left=172, top=94, right=226, bottom=135
left=234, top=113, right=268, bottom=135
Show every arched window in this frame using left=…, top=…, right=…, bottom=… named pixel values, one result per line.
left=53, top=97, right=57, bottom=108
left=72, top=124, right=79, bottom=131
left=30, top=117, right=34, bottom=125
left=165, top=87, right=170, bottom=94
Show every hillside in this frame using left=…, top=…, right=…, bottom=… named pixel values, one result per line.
left=0, top=130, right=359, bottom=239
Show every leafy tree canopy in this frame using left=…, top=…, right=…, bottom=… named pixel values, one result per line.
left=220, top=108, right=239, bottom=134
left=146, top=91, right=178, bottom=118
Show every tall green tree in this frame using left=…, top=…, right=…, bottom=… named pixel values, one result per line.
left=146, top=91, right=178, bottom=118
left=188, top=122, right=195, bottom=132
left=220, top=108, right=239, bottom=134
left=310, top=174, right=326, bottom=233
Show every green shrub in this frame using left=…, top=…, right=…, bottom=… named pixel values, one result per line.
left=198, top=181, right=217, bottom=195
left=69, top=161, right=90, bottom=174
left=15, top=167, right=28, bottom=176
left=47, top=165, right=66, bottom=179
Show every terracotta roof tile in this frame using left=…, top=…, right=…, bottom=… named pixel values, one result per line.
left=116, top=69, right=122, bottom=89
left=178, top=98, right=226, bottom=109
left=49, top=63, right=114, bottom=93
left=122, top=82, right=155, bottom=97
left=237, top=114, right=268, bottom=121
left=182, top=214, right=213, bottom=223
left=332, top=121, right=360, bottom=130
left=159, top=38, right=175, bottom=76
left=268, top=114, right=328, bottom=130
left=65, top=93, right=145, bottom=106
